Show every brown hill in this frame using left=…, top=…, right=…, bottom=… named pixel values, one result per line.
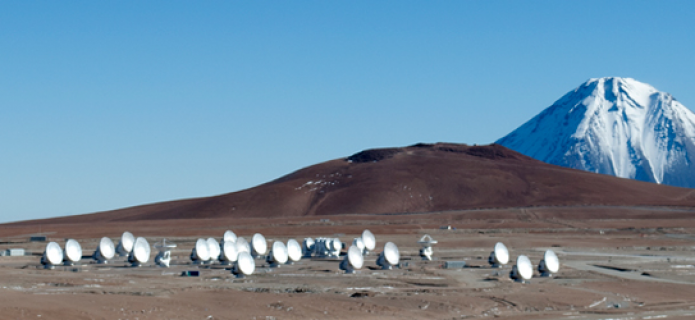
left=18, top=143, right=695, bottom=224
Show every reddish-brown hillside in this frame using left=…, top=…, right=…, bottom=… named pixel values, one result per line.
left=17, top=143, right=695, bottom=224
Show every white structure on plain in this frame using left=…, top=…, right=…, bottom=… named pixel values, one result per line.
left=154, top=239, right=177, bottom=268
left=361, top=230, right=376, bottom=255
left=538, top=249, right=560, bottom=277
left=41, top=241, right=64, bottom=269
left=128, top=237, right=151, bottom=267
left=286, top=239, right=302, bottom=264
left=206, top=238, right=221, bottom=264
left=219, top=241, right=239, bottom=265
left=418, top=234, right=437, bottom=261
left=93, top=237, right=116, bottom=264
left=190, top=238, right=211, bottom=265
left=251, top=233, right=268, bottom=259
left=488, top=242, right=510, bottom=268
left=352, top=237, right=365, bottom=255
left=329, top=238, right=342, bottom=258
left=302, top=237, right=315, bottom=258
left=235, top=237, right=251, bottom=254
left=510, top=255, right=533, bottom=283
left=267, top=241, right=288, bottom=267
left=339, top=245, right=364, bottom=274
left=116, top=231, right=135, bottom=257
left=222, top=230, right=237, bottom=244
left=63, top=239, right=82, bottom=266
left=376, top=242, right=400, bottom=270
left=233, top=251, right=255, bottom=278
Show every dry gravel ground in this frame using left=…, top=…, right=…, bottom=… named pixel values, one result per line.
left=1, top=207, right=695, bottom=319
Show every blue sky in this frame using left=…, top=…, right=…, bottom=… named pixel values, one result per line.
left=2, top=1, right=694, bottom=222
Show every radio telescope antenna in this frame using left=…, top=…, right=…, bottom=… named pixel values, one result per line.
left=376, top=242, right=400, bottom=270
left=63, top=239, right=82, bottom=266
left=329, top=238, right=342, bottom=258
left=219, top=241, right=239, bottom=265
left=235, top=237, right=250, bottom=254
left=286, top=239, right=302, bottom=264
left=190, top=238, right=210, bottom=265
left=233, top=251, right=255, bottom=278
left=41, top=242, right=63, bottom=269
left=251, top=233, right=267, bottom=258
left=206, top=238, right=220, bottom=264
left=538, top=249, right=560, bottom=277
left=128, top=237, right=151, bottom=267
left=116, top=231, right=135, bottom=256
left=93, top=237, right=116, bottom=264
left=267, top=241, right=288, bottom=267
left=222, top=230, right=237, bottom=243
left=418, top=234, right=437, bottom=261
left=154, top=239, right=177, bottom=268
left=339, top=245, right=364, bottom=274
left=510, top=255, right=533, bottom=283
left=361, top=230, right=376, bottom=255
left=488, top=242, right=510, bottom=268
left=352, top=238, right=365, bottom=254
left=302, top=237, right=315, bottom=258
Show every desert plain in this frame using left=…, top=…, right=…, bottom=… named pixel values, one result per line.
left=2, top=205, right=695, bottom=320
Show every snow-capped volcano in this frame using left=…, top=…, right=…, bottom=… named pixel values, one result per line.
left=497, top=77, right=695, bottom=188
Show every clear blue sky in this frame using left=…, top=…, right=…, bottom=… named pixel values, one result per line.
left=2, top=1, right=694, bottom=223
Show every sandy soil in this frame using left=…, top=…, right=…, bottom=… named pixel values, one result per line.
left=1, top=206, right=695, bottom=319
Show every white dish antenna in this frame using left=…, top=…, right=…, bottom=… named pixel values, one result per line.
left=128, top=237, right=151, bottom=267
left=511, top=255, right=533, bottom=283
left=93, top=237, right=116, bottom=264
left=267, top=241, right=288, bottom=267
left=223, top=230, right=237, bottom=243
left=41, top=242, right=64, bottom=269
left=489, top=242, right=510, bottom=267
left=191, top=238, right=211, bottom=264
left=63, top=239, right=82, bottom=265
left=352, top=238, right=365, bottom=253
left=418, top=234, right=437, bottom=261
left=235, top=237, right=250, bottom=254
left=302, top=237, right=315, bottom=258
left=539, top=249, right=560, bottom=276
left=233, top=251, right=255, bottom=277
left=116, top=231, right=135, bottom=256
left=206, top=238, right=221, bottom=263
left=286, top=239, right=302, bottom=263
left=251, top=233, right=267, bottom=258
left=220, top=241, right=239, bottom=265
left=377, top=242, right=400, bottom=270
left=340, top=245, right=364, bottom=273
left=361, top=230, right=376, bottom=253
left=154, top=239, right=177, bottom=268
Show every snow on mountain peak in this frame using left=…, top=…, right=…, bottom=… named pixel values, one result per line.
left=497, top=77, right=695, bottom=188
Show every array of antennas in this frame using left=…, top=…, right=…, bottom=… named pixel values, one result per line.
left=38, top=230, right=560, bottom=283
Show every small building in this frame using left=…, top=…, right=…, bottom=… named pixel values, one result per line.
left=30, top=235, right=47, bottom=242
left=5, top=248, right=25, bottom=256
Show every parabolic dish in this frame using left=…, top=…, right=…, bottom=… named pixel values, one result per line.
left=222, top=241, right=239, bottom=262
left=331, top=238, right=342, bottom=251
left=362, top=230, right=376, bottom=251
left=544, top=249, right=560, bottom=273
left=494, top=242, right=510, bottom=265
left=195, top=238, right=210, bottom=261
left=347, top=245, right=364, bottom=269
left=206, top=237, right=220, bottom=260
left=304, top=237, right=314, bottom=249
left=45, top=242, right=63, bottom=265
left=383, top=242, right=400, bottom=265
left=121, top=231, right=135, bottom=252
left=235, top=238, right=250, bottom=253
left=251, top=233, right=267, bottom=255
left=517, top=255, right=533, bottom=280
left=98, top=237, right=115, bottom=259
left=223, top=230, right=237, bottom=243
left=237, top=251, right=255, bottom=275
left=286, top=239, right=302, bottom=262
left=353, top=238, right=365, bottom=251
left=271, top=241, right=288, bottom=264
left=132, top=237, right=151, bottom=263
left=64, top=239, right=82, bottom=262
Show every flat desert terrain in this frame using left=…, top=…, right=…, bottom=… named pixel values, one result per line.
left=2, top=206, right=695, bottom=319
